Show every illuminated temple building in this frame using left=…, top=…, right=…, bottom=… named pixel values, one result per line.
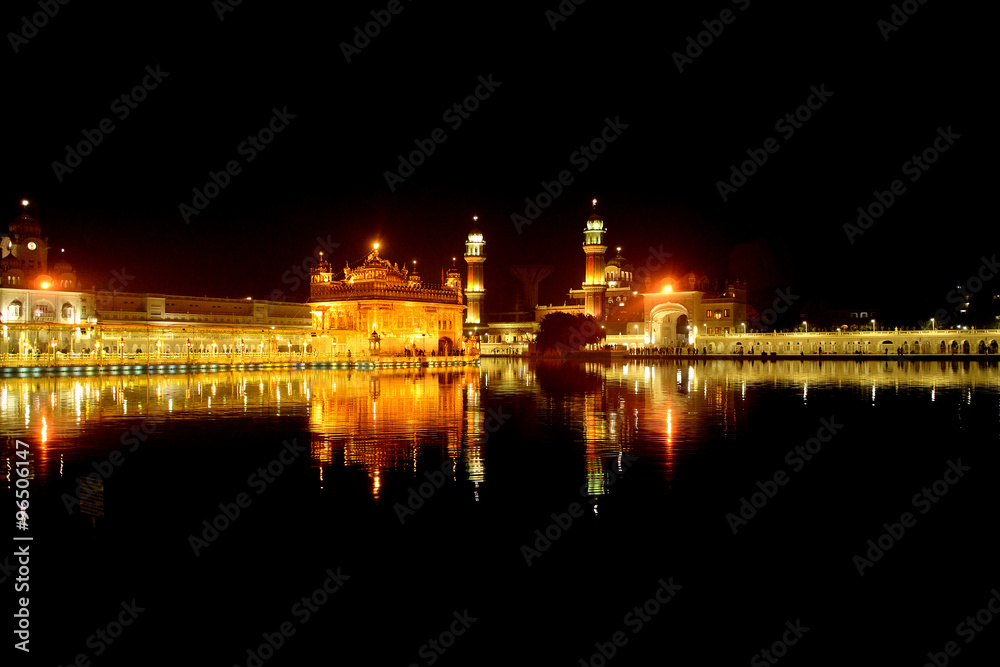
left=307, top=243, right=469, bottom=357
left=488, top=201, right=749, bottom=351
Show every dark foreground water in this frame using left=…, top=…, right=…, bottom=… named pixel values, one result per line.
left=3, top=358, right=999, bottom=665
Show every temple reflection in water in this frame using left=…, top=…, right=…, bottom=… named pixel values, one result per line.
left=3, top=359, right=998, bottom=503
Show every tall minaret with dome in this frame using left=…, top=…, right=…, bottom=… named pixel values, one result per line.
left=463, top=219, right=485, bottom=324
left=582, top=199, right=608, bottom=319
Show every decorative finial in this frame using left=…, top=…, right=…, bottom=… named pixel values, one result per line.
left=21, top=199, right=29, bottom=208
left=472, top=215, right=478, bottom=222
left=592, top=198, right=597, bottom=209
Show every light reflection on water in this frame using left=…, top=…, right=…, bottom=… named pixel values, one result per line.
left=2, top=359, right=998, bottom=499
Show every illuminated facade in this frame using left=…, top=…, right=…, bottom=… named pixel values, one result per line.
left=1, top=201, right=88, bottom=327
left=308, top=244, right=468, bottom=356
left=1, top=204, right=310, bottom=361
left=464, top=224, right=485, bottom=324
left=532, top=200, right=748, bottom=350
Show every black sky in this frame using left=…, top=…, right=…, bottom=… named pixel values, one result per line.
left=3, top=1, right=989, bottom=320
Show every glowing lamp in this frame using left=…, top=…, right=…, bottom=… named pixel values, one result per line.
left=41, top=281, right=50, bottom=289
left=664, top=285, right=672, bottom=292
left=21, top=199, right=29, bottom=207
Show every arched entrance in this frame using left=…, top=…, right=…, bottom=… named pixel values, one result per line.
left=438, top=336, right=454, bottom=356
left=649, top=304, right=690, bottom=347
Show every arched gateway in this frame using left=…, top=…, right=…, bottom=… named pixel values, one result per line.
left=649, top=303, right=690, bottom=347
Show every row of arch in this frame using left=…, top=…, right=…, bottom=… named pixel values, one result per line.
left=704, top=340, right=1000, bottom=354
left=6, top=301, right=76, bottom=320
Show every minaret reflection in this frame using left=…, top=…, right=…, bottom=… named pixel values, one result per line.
left=580, top=362, right=641, bottom=499
left=462, top=382, right=484, bottom=501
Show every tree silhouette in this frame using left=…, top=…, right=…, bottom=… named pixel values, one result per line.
left=536, top=312, right=606, bottom=353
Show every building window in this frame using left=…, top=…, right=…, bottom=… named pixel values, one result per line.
left=724, top=309, right=730, bottom=317
left=61, top=303, right=74, bottom=320
left=8, top=301, right=22, bottom=318
left=706, top=309, right=713, bottom=317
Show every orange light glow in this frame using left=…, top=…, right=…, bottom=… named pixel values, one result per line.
left=41, top=282, right=50, bottom=289
left=664, top=285, right=672, bottom=292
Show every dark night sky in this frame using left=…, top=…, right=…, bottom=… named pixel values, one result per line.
left=3, top=1, right=989, bottom=321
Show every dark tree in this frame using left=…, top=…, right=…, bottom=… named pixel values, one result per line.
left=536, top=312, right=606, bottom=353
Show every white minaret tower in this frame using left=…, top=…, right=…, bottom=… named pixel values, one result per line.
left=582, top=199, right=607, bottom=320
left=464, top=218, right=485, bottom=324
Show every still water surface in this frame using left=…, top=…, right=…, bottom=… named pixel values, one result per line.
left=4, top=359, right=999, bottom=664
